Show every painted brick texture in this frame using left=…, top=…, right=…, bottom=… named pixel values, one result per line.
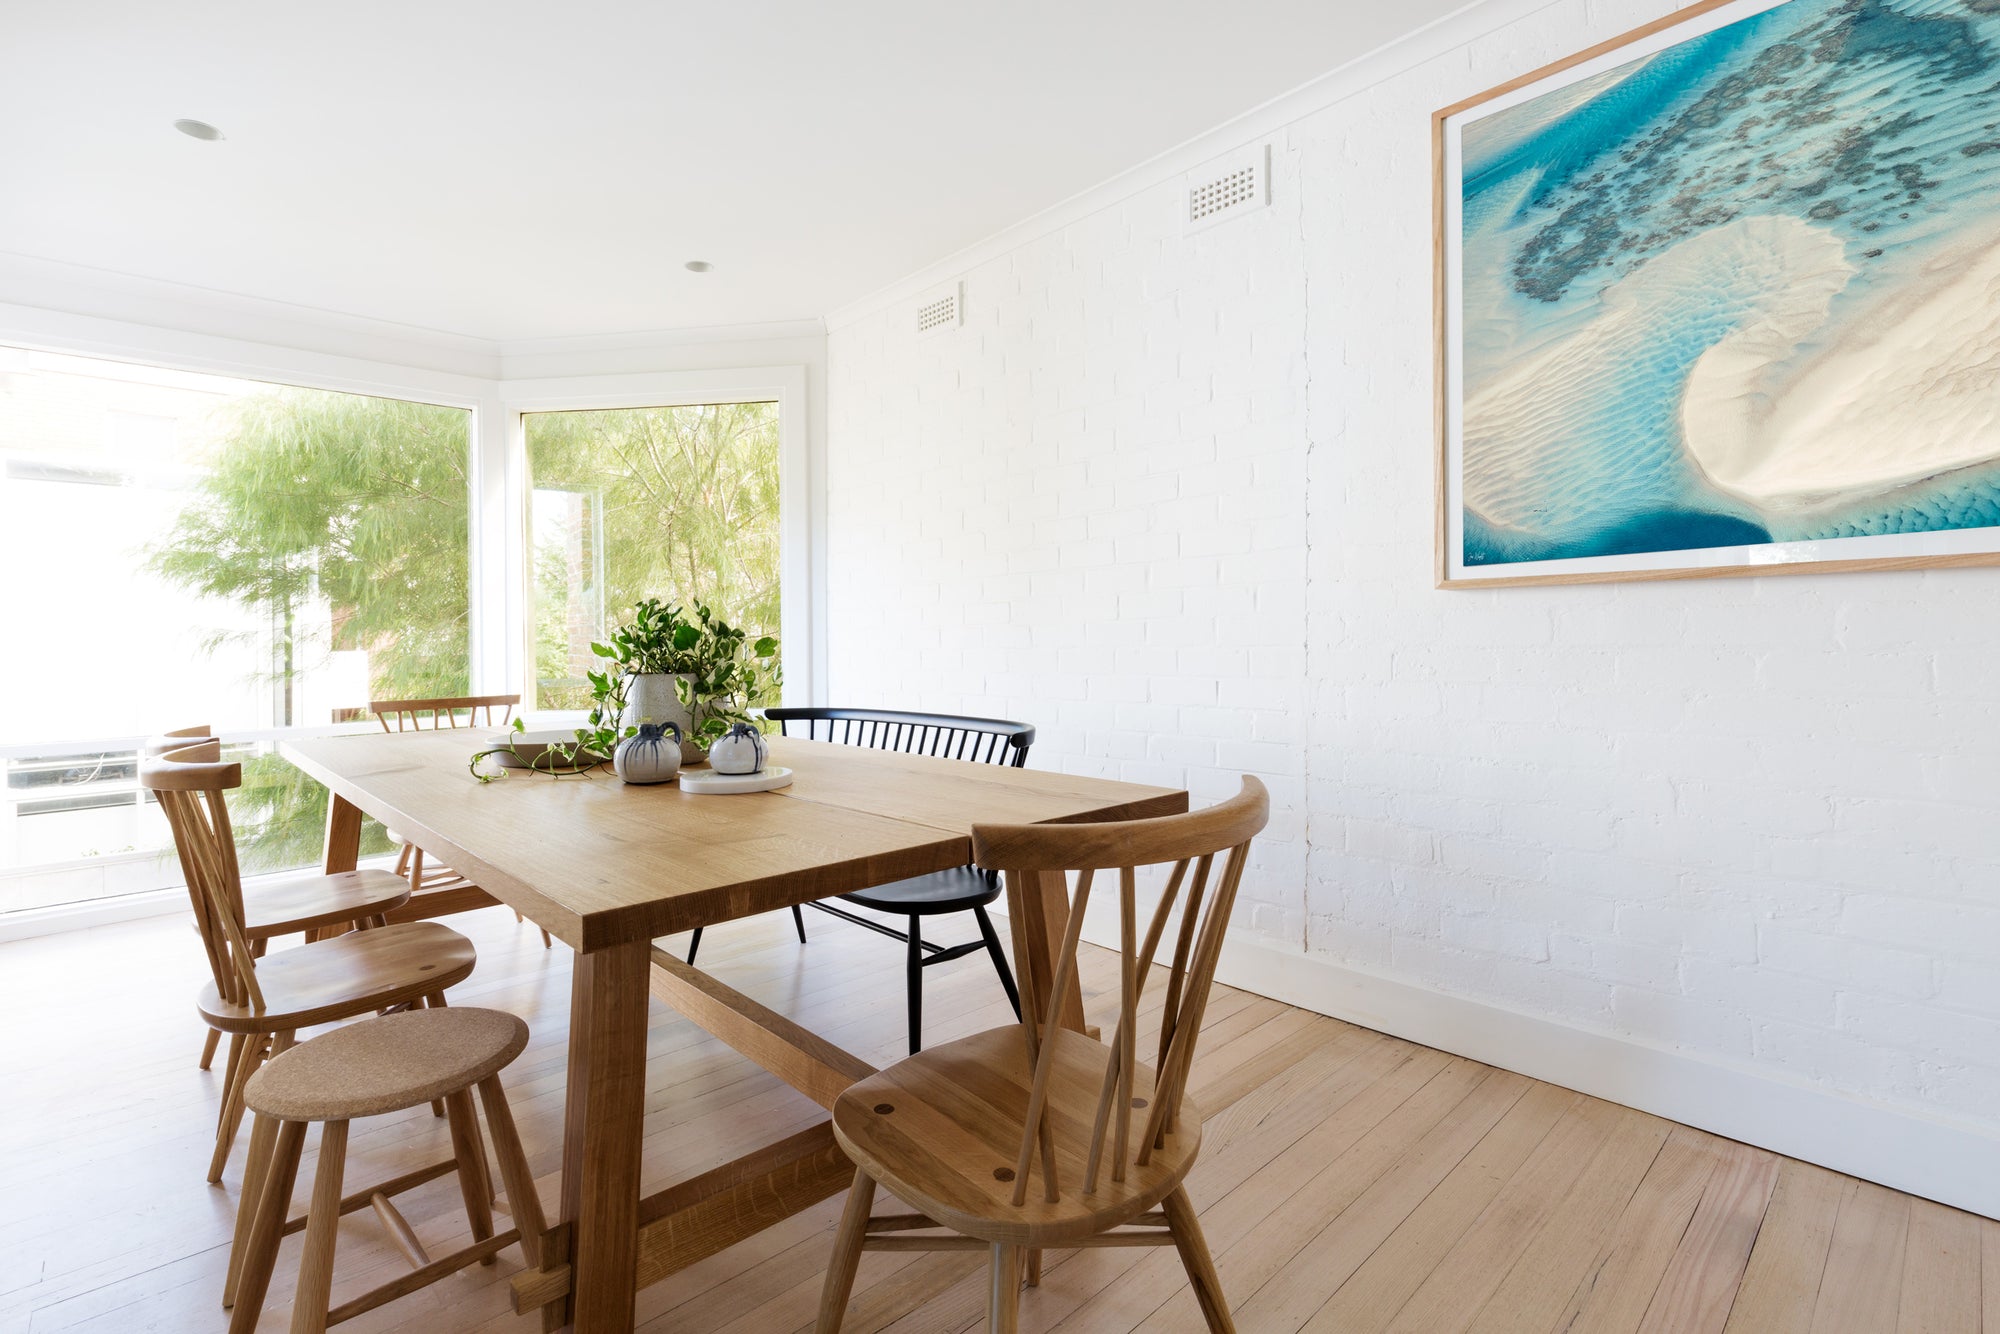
left=826, top=0, right=2000, bottom=1132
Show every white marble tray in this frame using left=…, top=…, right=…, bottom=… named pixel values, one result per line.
left=678, top=765, right=794, bottom=795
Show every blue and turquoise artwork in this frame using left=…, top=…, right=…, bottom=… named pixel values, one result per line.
left=1445, top=0, right=2000, bottom=581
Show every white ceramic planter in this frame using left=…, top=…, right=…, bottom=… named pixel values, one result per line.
left=621, top=673, right=703, bottom=762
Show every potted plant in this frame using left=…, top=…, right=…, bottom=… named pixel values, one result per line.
left=583, top=600, right=778, bottom=763
left=586, top=598, right=702, bottom=756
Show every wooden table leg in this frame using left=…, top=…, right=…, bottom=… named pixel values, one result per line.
left=322, top=793, right=363, bottom=875
left=550, top=940, right=650, bottom=1333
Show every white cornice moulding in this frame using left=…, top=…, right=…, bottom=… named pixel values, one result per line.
left=0, top=249, right=501, bottom=378
left=822, top=0, right=1561, bottom=333
left=0, top=300, right=498, bottom=406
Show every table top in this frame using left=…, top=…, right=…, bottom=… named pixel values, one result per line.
left=281, top=731, right=1186, bottom=951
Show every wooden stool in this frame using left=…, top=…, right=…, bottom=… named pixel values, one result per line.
left=226, top=1007, right=546, bottom=1334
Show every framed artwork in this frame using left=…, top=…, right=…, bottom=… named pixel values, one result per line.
left=1434, top=0, right=2000, bottom=587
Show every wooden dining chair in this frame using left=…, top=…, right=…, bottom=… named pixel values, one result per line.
left=140, top=740, right=479, bottom=1203
left=816, top=775, right=1268, bottom=1333
left=690, top=707, right=1031, bottom=1054
left=224, top=1006, right=546, bottom=1334
left=370, top=694, right=552, bottom=949
left=146, top=728, right=417, bottom=1073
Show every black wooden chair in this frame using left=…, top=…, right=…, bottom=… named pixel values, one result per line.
left=683, top=707, right=1032, bottom=1054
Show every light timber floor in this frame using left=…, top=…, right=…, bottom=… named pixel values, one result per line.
left=2, top=907, right=1992, bottom=1333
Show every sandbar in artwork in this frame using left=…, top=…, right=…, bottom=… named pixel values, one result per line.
left=1435, top=0, right=2000, bottom=586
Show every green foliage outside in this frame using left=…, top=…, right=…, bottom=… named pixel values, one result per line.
left=152, top=388, right=473, bottom=870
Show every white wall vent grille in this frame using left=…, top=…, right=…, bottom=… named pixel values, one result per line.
left=1184, top=144, right=1270, bottom=234
left=915, top=281, right=963, bottom=338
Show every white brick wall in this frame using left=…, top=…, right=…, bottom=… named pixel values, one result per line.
left=826, top=0, right=2000, bottom=1136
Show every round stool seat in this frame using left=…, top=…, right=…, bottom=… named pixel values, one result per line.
left=246, top=1007, right=529, bottom=1122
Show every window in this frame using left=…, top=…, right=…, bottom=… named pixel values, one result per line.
left=0, top=347, right=473, bottom=912
left=524, top=401, right=781, bottom=710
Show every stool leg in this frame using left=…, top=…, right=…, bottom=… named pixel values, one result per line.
left=290, top=1120, right=349, bottom=1334
left=476, top=1074, right=546, bottom=1263
left=686, top=926, right=703, bottom=966
left=905, top=915, right=924, bottom=1056
left=445, top=1088, right=495, bottom=1261
left=815, top=1168, right=877, bottom=1333
left=791, top=903, right=808, bottom=944
left=973, top=905, right=1022, bottom=1020
left=225, top=1031, right=295, bottom=1303
left=225, top=1118, right=305, bottom=1332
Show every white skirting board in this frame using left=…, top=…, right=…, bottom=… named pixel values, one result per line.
left=1207, top=934, right=2000, bottom=1223
left=999, top=900, right=1998, bottom=1221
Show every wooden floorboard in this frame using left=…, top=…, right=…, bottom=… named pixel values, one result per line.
left=1, top=906, right=1988, bottom=1333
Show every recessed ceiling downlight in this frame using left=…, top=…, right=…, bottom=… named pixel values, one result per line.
left=684, top=260, right=713, bottom=273
left=174, top=119, right=223, bottom=141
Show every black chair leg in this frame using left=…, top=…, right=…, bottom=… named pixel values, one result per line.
left=792, top=904, right=808, bottom=944
left=973, top=905, right=1022, bottom=1020
left=686, top=926, right=703, bottom=967
left=906, top=915, right=924, bottom=1055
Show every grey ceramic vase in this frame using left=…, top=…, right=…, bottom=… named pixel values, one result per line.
left=613, top=721, right=684, bottom=785
left=707, top=721, right=767, bottom=775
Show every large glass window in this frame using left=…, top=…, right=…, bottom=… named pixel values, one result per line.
left=0, top=346, right=472, bottom=912
left=525, top=401, right=780, bottom=710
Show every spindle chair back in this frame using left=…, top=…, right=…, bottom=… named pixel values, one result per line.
left=975, top=774, right=1268, bottom=1208
left=372, top=694, right=519, bottom=732
left=764, top=707, right=1032, bottom=767
left=141, top=738, right=262, bottom=1014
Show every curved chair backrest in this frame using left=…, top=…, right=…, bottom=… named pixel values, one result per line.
left=139, top=734, right=263, bottom=1014
left=763, top=707, right=1033, bottom=768
left=970, top=775, right=1269, bottom=1207
left=372, top=695, right=520, bottom=732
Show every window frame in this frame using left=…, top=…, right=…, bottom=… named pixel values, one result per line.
left=498, top=366, right=814, bottom=712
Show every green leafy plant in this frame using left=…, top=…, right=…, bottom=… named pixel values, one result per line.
left=674, top=604, right=780, bottom=742
left=587, top=597, right=705, bottom=677
left=584, top=600, right=779, bottom=745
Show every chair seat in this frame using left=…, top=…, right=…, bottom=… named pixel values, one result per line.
left=241, top=869, right=411, bottom=938
left=245, top=1007, right=529, bottom=1121
left=197, top=922, right=478, bottom=1035
left=830, top=1025, right=1202, bottom=1248
left=838, top=866, right=1001, bottom=916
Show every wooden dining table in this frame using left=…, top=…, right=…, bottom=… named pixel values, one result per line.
left=282, top=728, right=1186, bottom=1333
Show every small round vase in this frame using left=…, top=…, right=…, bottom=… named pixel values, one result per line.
left=613, top=722, right=684, bottom=785
left=707, top=722, right=767, bottom=776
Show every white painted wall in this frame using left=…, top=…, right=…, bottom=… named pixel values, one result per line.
left=826, top=0, right=2000, bottom=1215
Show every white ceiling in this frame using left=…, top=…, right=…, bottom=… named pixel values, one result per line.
left=2, top=1, right=1464, bottom=344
